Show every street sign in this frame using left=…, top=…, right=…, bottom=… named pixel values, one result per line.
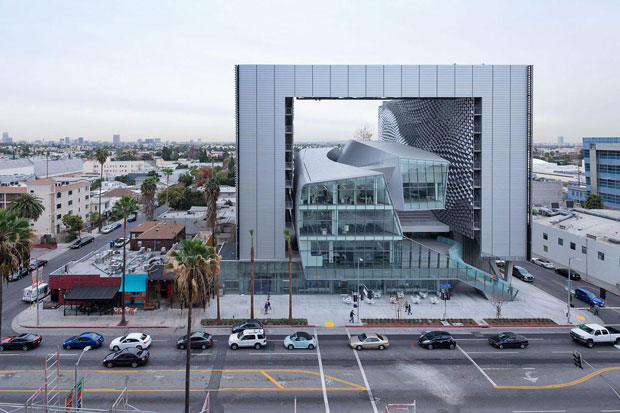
left=76, top=377, right=85, bottom=408
left=440, top=284, right=451, bottom=289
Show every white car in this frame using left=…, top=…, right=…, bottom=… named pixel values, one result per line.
left=531, top=258, right=554, bottom=269
left=102, top=223, right=121, bottom=234
left=228, top=328, right=266, bottom=350
left=109, top=333, right=152, bottom=351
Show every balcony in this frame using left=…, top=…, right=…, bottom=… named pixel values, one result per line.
left=473, top=177, right=481, bottom=187
left=473, top=199, right=481, bottom=208
left=474, top=159, right=481, bottom=169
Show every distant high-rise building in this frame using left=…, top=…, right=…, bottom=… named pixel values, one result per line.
left=64, top=137, right=70, bottom=144
left=2, top=132, right=8, bottom=142
left=154, top=138, right=161, bottom=144
left=78, top=137, right=84, bottom=145
left=557, top=136, right=565, bottom=145
left=113, top=134, right=121, bottom=145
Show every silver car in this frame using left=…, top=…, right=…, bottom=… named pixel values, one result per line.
left=348, top=333, right=389, bottom=351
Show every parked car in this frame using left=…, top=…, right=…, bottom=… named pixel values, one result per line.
left=103, top=348, right=149, bottom=368
left=9, top=267, right=29, bottom=282
left=101, top=223, right=121, bottom=234
left=0, top=333, right=42, bottom=351
left=284, top=332, right=316, bottom=350
left=113, top=238, right=129, bottom=248
left=70, top=236, right=94, bottom=249
left=127, top=214, right=137, bottom=222
left=176, top=332, right=213, bottom=350
left=228, top=328, right=266, bottom=350
left=555, top=268, right=581, bottom=280
left=531, top=258, right=554, bottom=269
left=231, top=319, right=263, bottom=333
left=64, top=332, right=104, bottom=350
left=418, top=331, right=456, bottom=350
left=28, top=259, right=48, bottom=272
left=512, top=265, right=534, bottom=282
left=109, top=333, right=152, bottom=351
left=349, top=333, right=389, bottom=351
left=570, top=324, right=620, bottom=347
left=574, top=287, right=604, bottom=307
left=22, top=283, right=50, bottom=303
left=488, top=332, right=528, bottom=349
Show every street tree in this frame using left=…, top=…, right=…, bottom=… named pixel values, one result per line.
left=140, top=176, right=158, bottom=221
left=583, top=193, right=603, bottom=209
left=9, top=193, right=44, bottom=221
left=95, top=148, right=109, bottom=231
left=353, top=124, right=373, bottom=141
left=62, top=214, right=84, bottom=240
left=162, top=168, right=174, bottom=205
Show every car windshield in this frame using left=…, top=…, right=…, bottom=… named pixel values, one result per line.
left=119, top=335, right=127, bottom=341
left=237, top=332, right=243, bottom=339
left=579, top=325, right=594, bottom=334
left=357, top=334, right=367, bottom=341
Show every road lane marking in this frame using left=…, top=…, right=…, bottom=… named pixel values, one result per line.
left=584, top=359, right=620, bottom=400
left=250, top=352, right=314, bottom=355
left=346, top=328, right=378, bottom=413
left=261, top=371, right=284, bottom=389
left=457, top=345, right=497, bottom=387
left=551, top=351, right=573, bottom=354
left=0, top=387, right=362, bottom=393
left=512, top=410, right=566, bottom=413
left=467, top=351, right=519, bottom=354
left=495, top=366, right=620, bottom=390
left=314, top=328, right=330, bottom=413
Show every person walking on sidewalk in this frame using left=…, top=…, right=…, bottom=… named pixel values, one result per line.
left=349, top=309, right=355, bottom=323
left=264, top=300, right=270, bottom=315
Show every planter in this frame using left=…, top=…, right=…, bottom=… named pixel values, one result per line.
left=483, top=318, right=557, bottom=326
left=201, top=318, right=309, bottom=327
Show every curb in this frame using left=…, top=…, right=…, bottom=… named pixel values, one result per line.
left=20, top=325, right=173, bottom=329
left=202, top=324, right=316, bottom=328
left=346, top=324, right=572, bottom=328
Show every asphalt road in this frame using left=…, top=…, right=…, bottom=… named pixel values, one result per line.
left=0, top=205, right=169, bottom=337
left=516, top=261, right=620, bottom=325
left=0, top=328, right=618, bottom=412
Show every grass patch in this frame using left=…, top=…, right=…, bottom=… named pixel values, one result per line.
left=446, top=318, right=478, bottom=326
left=201, top=318, right=309, bottom=326
left=483, top=318, right=557, bottom=325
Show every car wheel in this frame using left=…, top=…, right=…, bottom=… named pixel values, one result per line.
left=231, top=343, right=238, bottom=350
left=254, top=343, right=261, bottom=350
left=131, top=362, right=138, bottom=368
left=520, top=344, right=526, bottom=349
left=587, top=340, right=594, bottom=348
left=136, top=345, right=143, bottom=350
left=449, top=344, right=455, bottom=350
left=106, top=362, right=114, bottom=368
left=356, top=345, right=362, bottom=351
left=0, top=345, right=4, bottom=352
left=308, top=344, right=315, bottom=350
left=201, top=344, right=207, bottom=350
left=378, top=345, right=385, bottom=351
left=616, top=338, right=620, bottom=345
left=179, top=344, right=185, bottom=349
left=22, top=345, right=28, bottom=351
left=113, top=346, right=120, bottom=351
left=287, top=344, right=294, bottom=350
left=65, top=345, right=71, bottom=350
left=427, top=344, right=433, bottom=350
left=499, top=344, right=504, bottom=349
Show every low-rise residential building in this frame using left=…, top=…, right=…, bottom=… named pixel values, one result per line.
left=129, top=221, right=185, bottom=251
left=0, top=186, right=27, bottom=210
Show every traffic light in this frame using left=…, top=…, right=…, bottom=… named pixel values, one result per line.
left=573, top=351, right=583, bottom=369
left=600, top=288, right=606, bottom=300
left=353, top=293, right=358, bottom=303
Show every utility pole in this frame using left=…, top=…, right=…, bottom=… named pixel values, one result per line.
left=567, top=257, right=580, bottom=324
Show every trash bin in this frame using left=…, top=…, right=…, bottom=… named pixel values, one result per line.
left=109, top=241, right=114, bottom=248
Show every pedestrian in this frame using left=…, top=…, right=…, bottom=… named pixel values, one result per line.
left=349, top=309, right=355, bottom=323
left=593, top=304, right=599, bottom=316
left=264, top=300, right=269, bottom=315
left=407, top=302, right=412, bottom=315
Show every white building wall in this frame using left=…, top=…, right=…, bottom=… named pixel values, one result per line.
left=28, top=181, right=90, bottom=235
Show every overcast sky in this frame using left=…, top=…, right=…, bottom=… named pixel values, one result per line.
left=1, top=0, right=619, bottom=143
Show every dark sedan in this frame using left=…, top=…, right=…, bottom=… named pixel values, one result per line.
left=231, top=319, right=263, bottom=333
left=176, top=332, right=213, bottom=349
left=418, top=331, right=456, bottom=350
left=0, top=333, right=42, bottom=351
left=64, top=332, right=104, bottom=350
left=71, top=236, right=94, bottom=249
left=28, top=260, right=48, bottom=272
left=555, top=268, right=581, bottom=280
left=103, top=348, right=149, bottom=368
left=8, top=267, right=29, bottom=282
left=488, top=332, right=528, bottom=349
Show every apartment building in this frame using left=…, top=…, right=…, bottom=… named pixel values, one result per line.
left=83, top=158, right=154, bottom=178
left=0, top=187, right=27, bottom=210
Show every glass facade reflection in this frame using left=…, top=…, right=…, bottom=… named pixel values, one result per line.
left=401, top=159, right=448, bottom=210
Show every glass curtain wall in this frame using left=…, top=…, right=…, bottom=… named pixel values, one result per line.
left=400, top=159, right=448, bottom=210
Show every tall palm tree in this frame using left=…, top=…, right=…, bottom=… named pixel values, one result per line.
left=168, top=238, right=217, bottom=413
left=111, top=196, right=139, bottom=326
left=162, top=168, right=174, bottom=206
left=249, top=229, right=255, bottom=319
left=283, top=228, right=293, bottom=323
left=140, top=176, right=158, bottom=221
left=9, top=193, right=44, bottom=221
left=0, top=210, right=33, bottom=335
left=204, top=178, right=220, bottom=248
left=95, top=148, right=109, bottom=231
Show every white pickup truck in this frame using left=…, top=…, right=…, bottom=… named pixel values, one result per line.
left=570, top=323, right=620, bottom=348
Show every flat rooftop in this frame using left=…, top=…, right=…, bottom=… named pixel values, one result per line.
left=534, top=208, right=620, bottom=245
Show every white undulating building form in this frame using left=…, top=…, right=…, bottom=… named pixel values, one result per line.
left=231, top=64, right=532, bottom=298
left=83, top=158, right=154, bottom=178
left=532, top=208, right=620, bottom=289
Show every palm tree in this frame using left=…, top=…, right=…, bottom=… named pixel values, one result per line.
left=168, top=238, right=217, bottom=413
left=204, top=178, right=220, bottom=248
left=162, top=168, right=174, bottom=206
left=95, top=148, right=109, bottom=231
left=284, top=228, right=293, bottom=323
left=140, top=176, right=158, bottom=221
left=249, top=229, right=255, bottom=319
left=0, top=210, right=33, bottom=335
left=9, top=193, right=44, bottom=221
left=111, top=196, right=139, bottom=326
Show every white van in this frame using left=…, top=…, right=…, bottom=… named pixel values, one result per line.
left=22, top=283, right=50, bottom=303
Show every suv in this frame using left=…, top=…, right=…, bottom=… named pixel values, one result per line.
left=228, top=328, right=266, bottom=350
left=512, top=266, right=534, bottom=282
left=71, top=236, right=94, bottom=249
left=231, top=319, right=263, bottom=333
left=418, top=331, right=456, bottom=350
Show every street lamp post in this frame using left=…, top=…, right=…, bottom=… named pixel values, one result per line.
left=567, top=257, right=581, bottom=324
left=74, top=346, right=92, bottom=407
left=357, top=258, right=363, bottom=324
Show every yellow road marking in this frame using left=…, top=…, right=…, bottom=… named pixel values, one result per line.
left=261, top=370, right=284, bottom=389
left=0, top=387, right=364, bottom=393
left=494, top=366, right=620, bottom=390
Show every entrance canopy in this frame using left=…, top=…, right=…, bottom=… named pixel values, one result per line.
left=65, top=285, right=119, bottom=301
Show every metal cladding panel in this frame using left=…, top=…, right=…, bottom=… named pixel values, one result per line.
left=472, top=65, right=493, bottom=256
left=401, top=65, right=419, bottom=97
left=348, top=65, right=366, bottom=97
left=256, top=65, right=276, bottom=258
left=491, top=66, right=511, bottom=255
left=384, top=65, right=402, bottom=97
left=455, top=65, right=473, bottom=97
left=294, top=65, right=313, bottom=97
left=419, top=65, right=437, bottom=97
left=510, top=66, right=528, bottom=258
left=437, top=65, right=455, bottom=97
left=366, top=65, right=384, bottom=97
left=312, top=65, right=330, bottom=97
left=237, top=65, right=257, bottom=260
left=330, top=65, right=348, bottom=97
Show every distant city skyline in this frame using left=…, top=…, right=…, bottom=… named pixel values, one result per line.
left=1, top=0, right=619, bottom=143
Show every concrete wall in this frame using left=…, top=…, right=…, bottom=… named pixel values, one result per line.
left=532, top=180, right=563, bottom=207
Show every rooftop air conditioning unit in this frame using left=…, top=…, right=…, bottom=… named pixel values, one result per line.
left=586, top=234, right=597, bottom=240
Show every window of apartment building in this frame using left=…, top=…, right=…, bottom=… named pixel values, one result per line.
left=68, top=200, right=73, bottom=206
left=570, top=242, right=576, bottom=250
left=598, top=251, right=605, bottom=261
left=85, top=195, right=89, bottom=200
left=68, top=210, right=73, bottom=215
left=582, top=246, right=587, bottom=254
left=56, top=214, right=61, bottom=219
left=68, top=190, right=73, bottom=195
left=85, top=204, right=89, bottom=209
left=56, top=193, right=61, bottom=198
left=543, top=233, right=548, bottom=240
left=558, top=238, right=563, bottom=246
left=29, top=190, right=34, bottom=194
left=56, top=203, right=61, bottom=209
left=543, top=245, right=548, bottom=252
left=86, top=186, right=89, bottom=191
